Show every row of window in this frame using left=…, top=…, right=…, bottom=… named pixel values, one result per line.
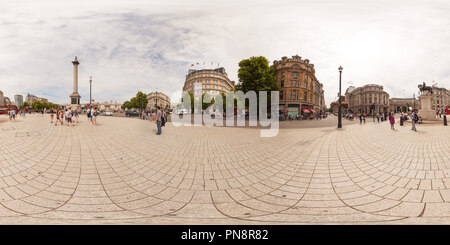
left=280, top=91, right=312, bottom=101
left=281, top=80, right=313, bottom=89
left=185, top=85, right=226, bottom=91
left=281, top=72, right=309, bottom=80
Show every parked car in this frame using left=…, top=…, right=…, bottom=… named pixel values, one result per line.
left=125, top=110, right=140, bottom=117
left=103, top=111, right=113, bottom=116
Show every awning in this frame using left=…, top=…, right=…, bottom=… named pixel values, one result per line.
left=303, top=109, right=310, bottom=113
left=310, top=109, right=315, bottom=113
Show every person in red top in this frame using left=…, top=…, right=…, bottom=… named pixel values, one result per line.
left=389, top=112, right=395, bottom=130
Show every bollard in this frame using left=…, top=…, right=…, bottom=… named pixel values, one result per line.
left=444, top=115, right=448, bottom=126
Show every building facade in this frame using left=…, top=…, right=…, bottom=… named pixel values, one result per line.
left=344, top=84, right=390, bottom=114
left=182, top=67, right=235, bottom=98
left=146, top=91, right=171, bottom=111
left=431, top=87, right=449, bottom=113
left=389, top=98, right=419, bottom=113
left=14, top=94, right=24, bottom=107
left=98, top=101, right=122, bottom=112
left=273, top=55, right=325, bottom=117
left=0, top=91, right=4, bottom=106
left=25, top=93, right=48, bottom=104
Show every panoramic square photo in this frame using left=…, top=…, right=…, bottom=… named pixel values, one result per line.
left=0, top=0, right=449, bottom=239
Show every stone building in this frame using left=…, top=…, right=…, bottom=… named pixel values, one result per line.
left=98, top=101, right=122, bottom=112
left=146, top=91, right=171, bottom=111
left=389, top=98, right=419, bottom=113
left=25, top=93, right=48, bottom=104
left=0, top=90, right=4, bottom=106
left=344, top=84, right=389, bottom=114
left=0, top=91, right=13, bottom=106
left=26, top=93, right=38, bottom=104
left=272, top=55, right=326, bottom=117
left=431, top=87, right=449, bottom=113
left=14, top=94, right=24, bottom=107
left=182, top=67, right=235, bottom=98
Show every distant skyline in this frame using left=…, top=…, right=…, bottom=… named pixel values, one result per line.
left=1, top=0, right=449, bottom=105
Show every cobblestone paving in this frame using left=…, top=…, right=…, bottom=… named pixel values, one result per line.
left=0, top=114, right=449, bottom=224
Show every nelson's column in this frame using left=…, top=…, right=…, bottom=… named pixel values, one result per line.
left=69, top=56, right=81, bottom=107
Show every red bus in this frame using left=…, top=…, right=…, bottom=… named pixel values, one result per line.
left=446, top=106, right=450, bottom=115
left=0, top=105, right=18, bottom=115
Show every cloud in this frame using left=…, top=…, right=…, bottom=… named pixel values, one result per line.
left=0, top=0, right=449, bottom=107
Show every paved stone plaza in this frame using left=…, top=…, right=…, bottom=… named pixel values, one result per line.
left=0, top=114, right=449, bottom=224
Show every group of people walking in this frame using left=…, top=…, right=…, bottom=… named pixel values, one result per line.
left=51, top=107, right=79, bottom=126
left=49, top=107, right=99, bottom=126
left=356, top=111, right=419, bottom=131
left=86, top=107, right=99, bottom=126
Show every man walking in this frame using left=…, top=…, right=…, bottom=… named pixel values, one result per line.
left=411, top=110, right=417, bottom=131
left=155, top=106, right=162, bottom=135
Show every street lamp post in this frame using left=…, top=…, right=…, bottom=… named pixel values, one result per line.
left=89, top=76, right=92, bottom=107
left=413, top=93, right=415, bottom=111
left=155, top=88, right=158, bottom=109
left=338, top=66, right=343, bottom=128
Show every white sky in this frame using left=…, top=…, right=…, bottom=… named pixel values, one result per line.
left=0, top=0, right=449, bottom=105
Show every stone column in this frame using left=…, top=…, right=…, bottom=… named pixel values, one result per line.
left=73, top=57, right=79, bottom=93
left=70, top=56, right=81, bottom=106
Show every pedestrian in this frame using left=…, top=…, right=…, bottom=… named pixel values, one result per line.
left=377, top=113, right=380, bottom=123
left=55, top=109, right=61, bottom=125
left=50, top=108, right=54, bottom=123
left=389, top=113, right=395, bottom=130
left=74, top=109, right=79, bottom=123
left=359, top=114, right=362, bottom=124
left=91, top=107, right=98, bottom=126
left=12, top=109, right=16, bottom=121
left=363, top=113, right=366, bottom=124
left=65, top=108, right=73, bottom=126
left=87, top=107, right=92, bottom=122
left=411, top=110, right=417, bottom=131
left=155, top=106, right=162, bottom=135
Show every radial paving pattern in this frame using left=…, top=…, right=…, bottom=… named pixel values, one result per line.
left=0, top=115, right=449, bottom=224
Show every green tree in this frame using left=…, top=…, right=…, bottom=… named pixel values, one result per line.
left=21, top=102, right=30, bottom=109
left=122, top=101, right=131, bottom=110
left=32, top=101, right=44, bottom=110
left=130, top=91, right=148, bottom=112
left=236, top=56, right=278, bottom=114
left=237, top=56, right=278, bottom=93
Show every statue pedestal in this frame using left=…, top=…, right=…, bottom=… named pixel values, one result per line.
left=418, top=95, right=436, bottom=121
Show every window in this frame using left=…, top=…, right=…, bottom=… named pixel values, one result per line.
left=292, top=80, right=297, bottom=87
left=292, top=90, right=297, bottom=100
left=305, top=74, right=308, bottom=81
left=281, top=72, right=285, bottom=78
left=292, top=72, right=299, bottom=78
left=282, top=64, right=285, bottom=68
left=293, top=65, right=300, bottom=69
left=280, top=91, right=283, bottom=99
left=304, top=92, right=308, bottom=101
left=281, top=80, right=284, bottom=87
left=305, top=82, right=308, bottom=89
